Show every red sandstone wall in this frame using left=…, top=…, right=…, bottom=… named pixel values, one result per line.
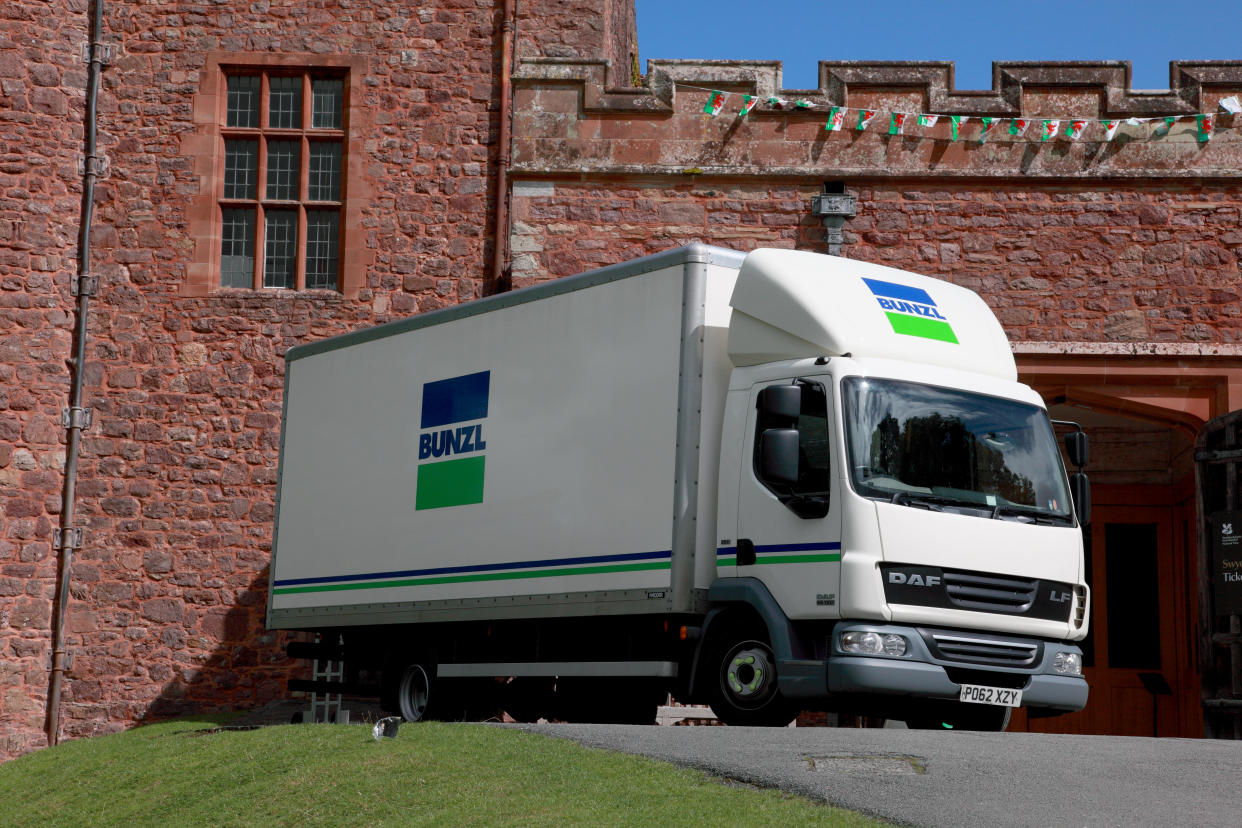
left=0, top=0, right=533, bottom=760
left=511, top=179, right=1242, bottom=344
left=8, top=1, right=1242, bottom=762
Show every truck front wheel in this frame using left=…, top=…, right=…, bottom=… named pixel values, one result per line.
left=709, top=636, right=795, bottom=727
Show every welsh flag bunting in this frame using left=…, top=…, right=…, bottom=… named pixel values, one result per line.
left=950, top=115, right=968, bottom=141
left=1153, top=116, right=1178, bottom=136
left=738, top=95, right=757, bottom=117
left=1039, top=120, right=1060, bottom=142
left=889, top=112, right=907, bottom=135
left=978, top=116, right=997, bottom=143
left=1125, top=117, right=1148, bottom=126
left=1220, top=95, right=1242, bottom=115
left=856, top=109, right=878, bottom=130
left=917, top=114, right=939, bottom=128
left=1063, top=120, right=1089, bottom=140
left=1100, top=119, right=1121, bottom=141
left=1008, top=118, right=1030, bottom=137
left=767, top=96, right=788, bottom=108
left=703, top=90, right=727, bottom=117
left=825, top=106, right=847, bottom=131
left=794, top=99, right=813, bottom=109
left=1197, top=114, right=1215, bottom=142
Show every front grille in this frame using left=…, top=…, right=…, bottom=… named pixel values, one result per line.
left=923, top=630, right=1041, bottom=668
left=944, top=667, right=1031, bottom=689
left=943, top=571, right=1037, bottom=614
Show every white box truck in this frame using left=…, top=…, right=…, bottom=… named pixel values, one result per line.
left=267, top=244, right=1091, bottom=730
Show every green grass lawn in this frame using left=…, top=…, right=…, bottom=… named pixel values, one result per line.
left=0, top=716, right=890, bottom=827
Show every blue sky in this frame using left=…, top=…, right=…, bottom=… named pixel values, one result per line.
left=635, top=1, right=1241, bottom=91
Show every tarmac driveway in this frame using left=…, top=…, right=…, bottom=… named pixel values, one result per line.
left=510, top=723, right=1242, bottom=827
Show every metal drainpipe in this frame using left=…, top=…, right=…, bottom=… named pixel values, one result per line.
left=810, top=185, right=857, bottom=256
left=47, top=0, right=106, bottom=747
left=489, top=0, right=516, bottom=292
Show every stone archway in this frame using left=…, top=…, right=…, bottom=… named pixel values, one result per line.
left=1008, top=349, right=1242, bottom=736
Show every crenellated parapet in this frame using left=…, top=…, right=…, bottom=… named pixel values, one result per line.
left=512, top=59, right=1242, bottom=178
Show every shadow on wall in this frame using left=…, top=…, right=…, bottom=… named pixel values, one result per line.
left=52, top=564, right=306, bottom=741
left=143, top=565, right=304, bottom=723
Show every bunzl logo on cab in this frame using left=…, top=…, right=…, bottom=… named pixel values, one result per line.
left=863, top=277, right=959, bottom=345
left=415, top=370, right=489, bottom=510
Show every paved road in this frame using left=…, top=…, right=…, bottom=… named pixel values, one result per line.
left=509, top=723, right=1242, bottom=827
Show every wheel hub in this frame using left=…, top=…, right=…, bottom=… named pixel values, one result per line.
left=725, top=645, right=774, bottom=700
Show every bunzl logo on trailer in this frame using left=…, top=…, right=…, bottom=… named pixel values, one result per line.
left=415, top=370, right=490, bottom=510
left=863, top=277, right=959, bottom=344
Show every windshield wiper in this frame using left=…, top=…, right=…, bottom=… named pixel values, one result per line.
left=990, top=503, right=1073, bottom=525
left=889, top=491, right=980, bottom=511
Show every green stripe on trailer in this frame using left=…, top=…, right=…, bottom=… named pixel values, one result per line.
left=716, top=552, right=841, bottom=567
left=416, top=456, right=485, bottom=510
left=885, top=312, right=959, bottom=343
left=272, top=560, right=672, bottom=595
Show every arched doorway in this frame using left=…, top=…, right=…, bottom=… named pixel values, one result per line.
left=1006, top=350, right=1242, bottom=737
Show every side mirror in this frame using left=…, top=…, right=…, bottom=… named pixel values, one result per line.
left=759, top=429, right=800, bottom=486
left=758, top=385, right=802, bottom=424
left=1070, top=472, right=1091, bottom=526
left=1064, top=430, right=1089, bottom=468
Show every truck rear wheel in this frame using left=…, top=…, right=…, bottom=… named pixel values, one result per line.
left=708, top=636, right=795, bottom=727
left=397, top=663, right=434, bottom=722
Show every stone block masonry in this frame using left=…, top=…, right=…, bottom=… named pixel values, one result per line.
left=5, top=0, right=1242, bottom=760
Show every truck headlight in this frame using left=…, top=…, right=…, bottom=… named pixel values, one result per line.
left=1053, top=651, right=1082, bottom=676
left=840, top=631, right=907, bottom=657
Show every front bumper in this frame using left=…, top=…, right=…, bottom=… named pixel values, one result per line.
left=779, top=622, right=1088, bottom=712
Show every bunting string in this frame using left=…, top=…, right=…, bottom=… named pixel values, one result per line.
left=677, top=82, right=1242, bottom=145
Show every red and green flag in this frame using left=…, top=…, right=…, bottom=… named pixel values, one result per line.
left=1153, top=116, right=1178, bottom=137
left=737, top=94, right=758, bottom=117
left=856, top=109, right=878, bottom=130
left=794, top=99, right=813, bottom=109
left=917, top=114, right=939, bottom=128
left=889, top=112, right=908, bottom=135
left=1197, top=114, right=1215, bottom=142
left=1008, top=118, right=1030, bottom=137
left=1038, top=120, right=1060, bottom=141
left=978, top=116, right=997, bottom=143
left=950, top=115, right=968, bottom=141
left=1063, top=119, right=1089, bottom=140
left=703, top=90, right=727, bottom=117
left=767, top=96, right=788, bottom=108
left=1220, top=96, right=1242, bottom=115
left=1100, top=119, right=1121, bottom=141
left=825, top=106, right=847, bottom=131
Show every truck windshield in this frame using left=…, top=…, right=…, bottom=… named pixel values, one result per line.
left=842, top=377, right=1073, bottom=523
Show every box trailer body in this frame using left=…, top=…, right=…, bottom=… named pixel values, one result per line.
left=268, top=244, right=1090, bottom=729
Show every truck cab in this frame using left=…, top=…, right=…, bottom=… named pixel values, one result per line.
left=701, top=249, right=1089, bottom=729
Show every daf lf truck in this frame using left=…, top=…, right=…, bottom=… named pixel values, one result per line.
left=267, top=244, right=1090, bottom=730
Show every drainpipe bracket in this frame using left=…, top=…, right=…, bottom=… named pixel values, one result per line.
left=80, top=41, right=115, bottom=65
left=62, top=407, right=93, bottom=430
left=47, top=650, right=75, bottom=672
left=77, top=154, right=110, bottom=179
left=53, top=527, right=85, bottom=552
left=71, top=273, right=98, bottom=297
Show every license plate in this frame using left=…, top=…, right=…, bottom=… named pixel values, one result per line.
left=958, top=684, right=1022, bottom=707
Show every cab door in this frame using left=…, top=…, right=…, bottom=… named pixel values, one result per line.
left=733, top=377, right=843, bottom=619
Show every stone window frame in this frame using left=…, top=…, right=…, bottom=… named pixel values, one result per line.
left=184, top=53, right=371, bottom=298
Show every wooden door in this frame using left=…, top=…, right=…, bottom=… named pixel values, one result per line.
left=1016, top=505, right=1182, bottom=735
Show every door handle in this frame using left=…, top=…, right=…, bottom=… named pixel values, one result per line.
left=737, top=538, right=756, bottom=566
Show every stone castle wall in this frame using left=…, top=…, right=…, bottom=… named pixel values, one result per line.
left=4, top=0, right=1242, bottom=759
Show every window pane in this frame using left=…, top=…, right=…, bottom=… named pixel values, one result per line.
left=306, top=210, right=340, bottom=290
left=308, top=142, right=342, bottom=201
left=269, top=76, right=302, bottom=129
left=264, top=209, right=298, bottom=289
left=223, top=139, right=258, bottom=200
left=266, top=140, right=300, bottom=201
left=220, top=208, right=255, bottom=288
left=312, top=78, right=343, bottom=129
left=226, top=75, right=260, bottom=128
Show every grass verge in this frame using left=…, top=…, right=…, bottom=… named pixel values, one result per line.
left=0, top=717, right=890, bottom=827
